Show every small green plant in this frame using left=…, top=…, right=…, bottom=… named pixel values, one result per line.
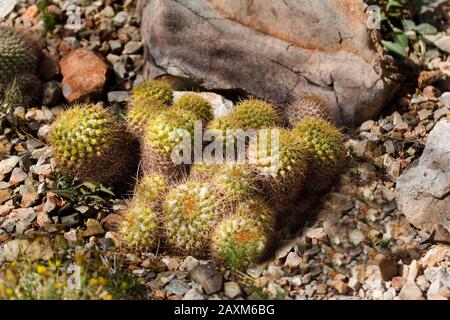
left=251, top=128, right=308, bottom=204
left=133, top=173, right=168, bottom=204
left=211, top=198, right=274, bottom=270
left=212, top=163, right=257, bottom=201
left=38, top=0, right=56, bottom=34
left=125, top=97, right=166, bottom=135
left=365, top=0, right=437, bottom=59
left=141, top=108, right=197, bottom=178
left=50, top=172, right=115, bottom=204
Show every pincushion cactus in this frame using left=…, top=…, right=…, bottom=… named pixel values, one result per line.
left=250, top=128, right=308, bottom=205
left=208, top=98, right=280, bottom=149
left=286, top=95, right=331, bottom=126
left=144, top=108, right=197, bottom=155
left=212, top=163, right=257, bottom=201
left=50, top=103, right=134, bottom=184
left=125, top=97, right=166, bottom=135
left=141, top=108, right=197, bottom=179
left=120, top=200, right=160, bottom=250
left=211, top=198, right=274, bottom=269
left=294, top=117, right=346, bottom=191
left=134, top=173, right=168, bottom=204
left=0, top=26, right=40, bottom=82
left=229, top=99, right=280, bottom=129
left=173, top=93, right=213, bottom=124
left=211, top=215, right=267, bottom=270
left=131, top=79, right=173, bottom=106
left=162, top=180, right=224, bottom=255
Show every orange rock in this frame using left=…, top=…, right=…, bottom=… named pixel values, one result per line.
left=60, top=48, right=111, bottom=102
left=21, top=5, right=40, bottom=24
left=391, top=276, right=406, bottom=291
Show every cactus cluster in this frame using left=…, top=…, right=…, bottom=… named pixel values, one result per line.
left=50, top=103, right=134, bottom=184
left=50, top=76, right=346, bottom=270
left=0, top=26, right=42, bottom=109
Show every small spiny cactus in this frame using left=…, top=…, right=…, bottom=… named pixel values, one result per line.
left=211, top=198, right=274, bottom=269
left=141, top=108, right=197, bottom=179
left=286, top=95, right=332, bottom=126
left=250, top=128, right=308, bottom=205
left=173, top=93, right=213, bottom=124
left=125, top=97, right=166, bottom=135
left=50, top=103, right=134, bottom=184
left=144, top=108, right=197, bottom=155
left=207, top=98, right=280, bottom=150
left=120, top=200, right=160, bottom=251
left=0, top=26, right=41, bottom=82
left=131, top=79, right=173, bottom=106
left=134, top=173, right=168, bottom=204
left=229, top=98, right=280, bottom=129
left=162, top=180, right=224, bottom=255
left=212, top=162, right=257, bottom=201
left=294, top=117, right=346, bottom=191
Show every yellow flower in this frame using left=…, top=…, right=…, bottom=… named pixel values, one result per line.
left=36, top=265, right=47, bottom=274
left=98, top=277, right=107, bottom=286
left=5, top=288, right=13, bottom=297
left=5, top=269, right=16, bottom=283
left=89, top=278, right=98, bottom=286
left=104, top=294, right=113, bottom=300
left=55, top=260, right=61, bottom=267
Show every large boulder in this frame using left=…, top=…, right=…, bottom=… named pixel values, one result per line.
left=138, top=0, right=399, bottom=127
left=396, top=118, right=450, bottom=234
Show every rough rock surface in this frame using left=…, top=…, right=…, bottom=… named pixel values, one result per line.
left=396, top=119, right=450, bottom=233
left=139, top=0, right=399, bottom=126
left=60, top=49, right=111, bottom=102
